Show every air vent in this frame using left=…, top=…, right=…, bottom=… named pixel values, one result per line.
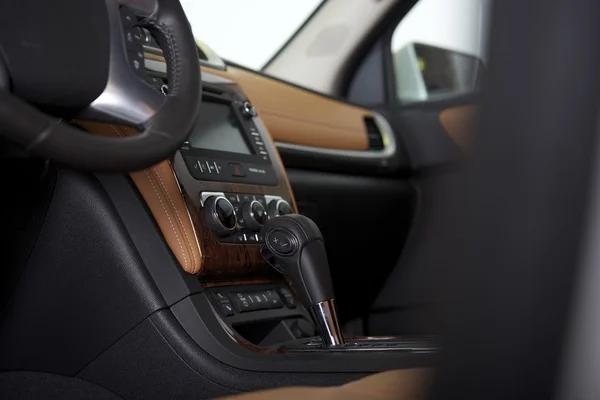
left=364, top=117, right=384, bottom=150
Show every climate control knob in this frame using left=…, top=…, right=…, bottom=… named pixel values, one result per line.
left=241, top=200, right=268, bottom=230
left=268, top=199, right=294, bottom=218
left=240, top=101, right=257, bottom=119
left=204, top=196, right=237, bottom=238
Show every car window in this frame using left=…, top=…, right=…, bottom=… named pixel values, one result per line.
left=181, top=0, right=323, bottom=70
left=390, top=0, right=491, bottom=104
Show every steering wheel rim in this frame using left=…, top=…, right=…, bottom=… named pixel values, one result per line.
left=0, top=0, right=201, bottom=172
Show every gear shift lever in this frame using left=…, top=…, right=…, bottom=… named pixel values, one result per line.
left=260, top=214, right=344, bottom=347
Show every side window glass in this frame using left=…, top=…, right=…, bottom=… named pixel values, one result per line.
left=390, top=0, right=491, bottom=104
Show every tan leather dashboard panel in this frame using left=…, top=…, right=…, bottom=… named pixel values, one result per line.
left=439, top=105, right=477, bottom=151
left=204, top=65, right=372, bottom=151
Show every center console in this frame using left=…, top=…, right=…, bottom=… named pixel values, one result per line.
left=137, top=60, right=436, bottom=372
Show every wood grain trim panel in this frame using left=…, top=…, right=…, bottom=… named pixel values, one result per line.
left=439, top=105, right=477, bottom=151
left=203, top=65, right=372, bottom=151
left=76, top=121, right=203, bottom=274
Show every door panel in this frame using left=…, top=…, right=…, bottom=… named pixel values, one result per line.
left=368, top=96, right=477, bottom=335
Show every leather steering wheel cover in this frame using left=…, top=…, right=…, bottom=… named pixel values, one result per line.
left=0, top=0, right=200, bottom=172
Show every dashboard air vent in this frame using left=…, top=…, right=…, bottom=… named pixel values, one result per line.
left=364, top=117, right=384, bottom=150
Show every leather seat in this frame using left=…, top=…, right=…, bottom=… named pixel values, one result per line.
left=217, top=369, right=430, bottom=400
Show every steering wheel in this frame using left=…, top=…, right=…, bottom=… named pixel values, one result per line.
left=0, top=0, right=201, bottom=171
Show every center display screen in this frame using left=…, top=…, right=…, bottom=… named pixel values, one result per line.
left=187, top=101, right=253, bottom=155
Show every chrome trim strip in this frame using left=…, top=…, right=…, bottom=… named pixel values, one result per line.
left=309, top=299, right=344, bottom=347
left=275, top=111, right=397, bottom=161
left=200, top=191, right=225, bottom=207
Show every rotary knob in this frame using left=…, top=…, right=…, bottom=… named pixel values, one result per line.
left=240, top=101, right=257, bottom=119
left=204, top=196, right=237, bottom=238
left=241, top=200, right=268, bottom=230
left=268, top=199, right=294, bottom=218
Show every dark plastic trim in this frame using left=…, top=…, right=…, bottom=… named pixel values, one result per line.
left=169, top=292, right=435, bottom=373
left=96, top=173, right=203, bottom=306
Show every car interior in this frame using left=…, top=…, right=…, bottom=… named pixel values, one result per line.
left=1, top=0, right=599, bottom=399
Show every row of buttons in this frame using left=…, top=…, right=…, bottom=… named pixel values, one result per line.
left=223, top=230, right=264, bottom=244
left=230, top=289, right=282, bottom=312
left=212, top=287, right=296, bottom=316
left=120, top=6, right=147, bottom=78
left=229, top=193, right=266, bottom=243
left=249, top=128, right=269, bottom=161
left=226, top=193, right=267, bottom=207
left=192, top=159, right=225, bottom=175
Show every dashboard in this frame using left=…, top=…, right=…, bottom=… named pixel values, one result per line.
left=78, top=41, right=406, bottom=350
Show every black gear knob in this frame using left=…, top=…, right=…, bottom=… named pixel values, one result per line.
left=261, top=214, right=344, bottom=347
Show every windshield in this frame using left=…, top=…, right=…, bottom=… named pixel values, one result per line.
left=181, top=0, right=323, bottom=70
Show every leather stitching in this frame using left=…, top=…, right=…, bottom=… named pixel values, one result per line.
left=109, top=124, right=190, bottom=271
left=143, top=168, right=189, bottom=271
left=153, top=168, right=199, bottom=272
left=145, top=20, right=179, bottom=94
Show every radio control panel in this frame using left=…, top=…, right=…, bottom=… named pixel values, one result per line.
left=201, top=192, right=294, bottom=244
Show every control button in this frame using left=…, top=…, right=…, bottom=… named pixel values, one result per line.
left=246, top=232, right=258, bottom=243
left=277, top=287, right=297, bottom=308
left=214, top=292, right=228, bottom=301
left=215, top=198, right=236, bottom=228
left=218, top=301, right=235, bottom=316
left=264, top=289, right=283, bottom=309
left=266, top=229, right=298, bottom=256
left=241, top=200, right=268, bottom=230
left=230, top=292, right=252, bottom=312
left=278, top=201, right=294, bottom=216
left=127, top=49, right=145, bottom=75
left=213, top=162, right=221, bottom=174
left=205, top=161, right=213, bottom=174
left=233, top=232, right=247, bottom=243
left=125, top=27, right=144, bottom=45
left=250, top=131, right=260, bottom=137
left=247, top=292, right=268, bottom=310
left=226, top=193, right=240, bottom=203
left=119, top=6, right=137, bottom=28
left=204, top=196, right=237, bottom=238
left=229, top=163, right=245, bottom=177
left=240, top=101, right=257, bottom=119
left=268, top=199, right=294, bottom=218
left=192, top=160, right=204, bottom=174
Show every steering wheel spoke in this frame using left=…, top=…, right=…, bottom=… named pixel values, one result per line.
left=80, top=0, right=164, bottom=128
